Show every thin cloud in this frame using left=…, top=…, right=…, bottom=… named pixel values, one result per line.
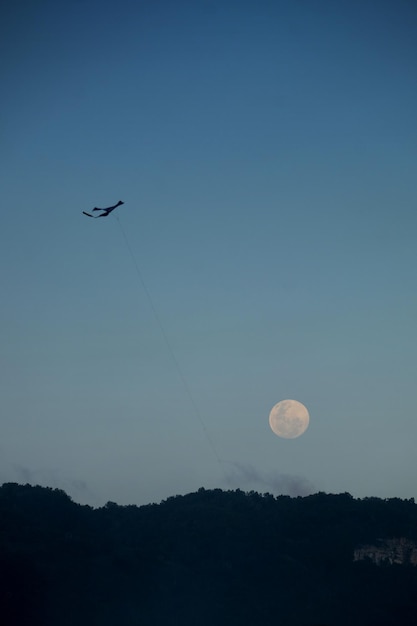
left=224, top=461, right=315, bottom=497
left=8, top=464, right=95, bottom=504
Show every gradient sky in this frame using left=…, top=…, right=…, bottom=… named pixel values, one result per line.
left=1, top=0, right=416, bottom=506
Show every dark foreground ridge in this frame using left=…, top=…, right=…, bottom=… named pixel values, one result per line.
left=1, top=483, right=417, bottom=626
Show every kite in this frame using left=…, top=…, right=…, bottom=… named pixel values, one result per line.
left=83, top=200, right=124, bottom=218
left=80, top=197, right=222, bottom=467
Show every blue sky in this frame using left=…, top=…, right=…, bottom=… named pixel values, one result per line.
left=1, top=0, right=416, bottom=506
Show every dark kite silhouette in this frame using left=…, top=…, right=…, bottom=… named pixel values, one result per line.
left=83, top=200, right=124, bottom=218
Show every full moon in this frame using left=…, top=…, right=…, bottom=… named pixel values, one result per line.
left=269, top=399, right=310, bottom=439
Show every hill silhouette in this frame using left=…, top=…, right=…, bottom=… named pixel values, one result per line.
left=1, top=483, right=416, bottom=625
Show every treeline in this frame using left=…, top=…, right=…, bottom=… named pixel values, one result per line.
left=1, top=483, right=417, bottom=625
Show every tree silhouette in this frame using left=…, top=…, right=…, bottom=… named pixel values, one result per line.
left=0, top=482, right=416, bottom=625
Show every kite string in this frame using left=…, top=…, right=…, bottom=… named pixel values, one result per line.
left=115, top=215, right=222, bottom=464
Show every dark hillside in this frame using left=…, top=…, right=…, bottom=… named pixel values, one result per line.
left=1, top=483, right=416, bottom=625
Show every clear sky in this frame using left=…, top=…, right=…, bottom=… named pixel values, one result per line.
left=1, top=0, right=416, bottom=506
